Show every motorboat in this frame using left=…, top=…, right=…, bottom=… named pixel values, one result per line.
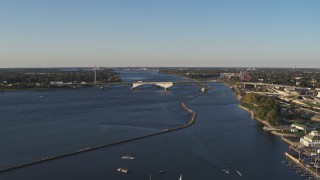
left=117, top=167, right=129, bottom=174
left=222, top=169, right=230, bottom=174
left=121, top=155, right=136, bottom=160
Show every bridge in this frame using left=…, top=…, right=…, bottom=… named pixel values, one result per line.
left=131, top=81, right=173, bottom=90
left=236, top=82, right=309, bottom=90
left=66, top=81, right=210, bottom=90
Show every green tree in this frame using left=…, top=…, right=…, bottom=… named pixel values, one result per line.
left=266, top=109, right=278, bottom=123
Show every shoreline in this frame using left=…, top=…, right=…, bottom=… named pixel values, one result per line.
left=234, top=86, right=320, bottom=178
left=238, top=104, right=297, bottom=137
left=0, top=82, right=121, bottom=92
left=0, top=87, right=62, bottom=92
left=238, top=104, right=272, bottom=128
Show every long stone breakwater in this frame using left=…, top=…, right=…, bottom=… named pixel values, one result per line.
left=0, top=87, right=212, bottom=173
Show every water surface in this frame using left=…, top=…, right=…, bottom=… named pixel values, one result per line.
left=0, top=70, right=302, bottom=179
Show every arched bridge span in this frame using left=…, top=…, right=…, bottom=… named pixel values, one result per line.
left=131, top=82, right=173, bottom=90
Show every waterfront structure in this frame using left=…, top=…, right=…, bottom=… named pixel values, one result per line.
left=300, top=130, right=320, bottom=147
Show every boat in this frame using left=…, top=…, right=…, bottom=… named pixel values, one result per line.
left=237, top=170, right=242, bottom=176
left=117, top=167, right=129, bottom=174
left=121, top=155, right=136, bottom=160
left=179, top=174, right=182, bottom=180
left=222, top=169, right=230, bottom=174
left=159, top=170, right=166, bottom=174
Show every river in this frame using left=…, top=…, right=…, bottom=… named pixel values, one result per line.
left=0, top=70, right=303, bottom=179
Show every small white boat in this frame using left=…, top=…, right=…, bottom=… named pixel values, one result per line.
left=121, top=155, right=136, bottom=160
left=117, top=167, right=129, bottom=174
left=222, top=169, right=230, bottom=174
left=237, top=170, right=242, bottom=176
left=179, top=174, right=182, bottom=180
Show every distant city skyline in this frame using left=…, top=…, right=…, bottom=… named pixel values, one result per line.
left=0, top=0, right=319, bottom=68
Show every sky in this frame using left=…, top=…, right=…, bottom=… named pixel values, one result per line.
left=0, top=0, right=319, bottom=68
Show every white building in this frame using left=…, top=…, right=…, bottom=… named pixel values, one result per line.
left=291, top=123, right=306, bottom=131
left=50, top=81, right=63, bottom=85
left=316, top=89, right=320, bottom=97
left=290, top=128, right=298, bottom=133
left=300, top=130, right=320, bottom=147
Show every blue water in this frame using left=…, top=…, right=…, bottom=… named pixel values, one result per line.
left=0, top=70, right=303, bottom=179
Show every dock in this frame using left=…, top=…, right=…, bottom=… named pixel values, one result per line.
left=284, top=152, right=319, bottom=179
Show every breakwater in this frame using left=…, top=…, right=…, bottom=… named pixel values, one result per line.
left=0, top=87, right=211, bottom=173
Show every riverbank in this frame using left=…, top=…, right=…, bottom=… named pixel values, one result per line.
left=0, top=86, right=92, bottom=92
left=0, top=88, right=58, bottom=92
left=238, top=104, right=273, bottom=128
left=238, top=104, right=297, bottom=138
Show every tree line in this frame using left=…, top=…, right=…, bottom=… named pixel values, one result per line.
left=0, top=68, right=121, bottom=90
left=242, top=93, right=280, bottom=125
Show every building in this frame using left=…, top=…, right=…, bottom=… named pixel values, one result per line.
left=50, top=81, right=63, bottom=85
left=291, top=123, right=306, bottom=131
left=316, top=89, right=320, bottom=98
left=240, top=71, right=252, bottom=82
left=311, top=115, right=320, bottom=122
left=300, top=130, right=320, bottom=147
left=219, top=73, right=241, bottom=79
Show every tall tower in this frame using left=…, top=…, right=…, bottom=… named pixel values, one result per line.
left=94, top=65, right=97, bottom=84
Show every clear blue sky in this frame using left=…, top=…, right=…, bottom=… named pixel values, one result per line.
left=0, top=0, right=319, bottom=68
